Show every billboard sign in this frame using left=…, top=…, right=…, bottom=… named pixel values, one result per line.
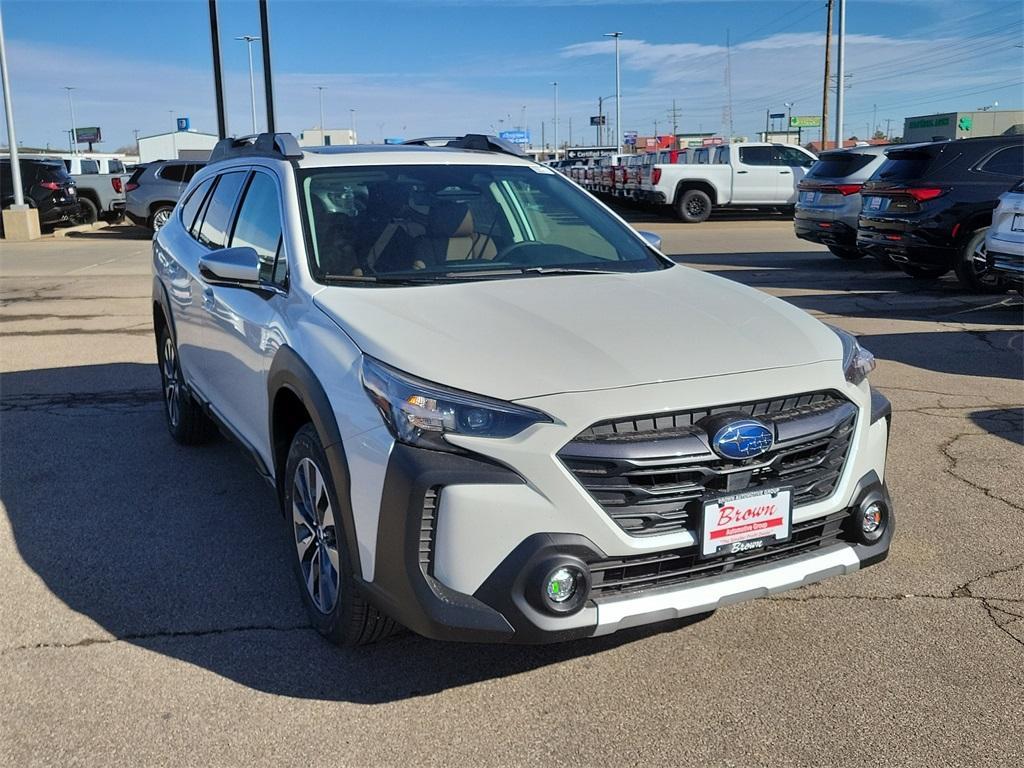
left=589, top=115, right=606, bottom=126
left=75, top=126, right=101, bottom=143
left=498, top=130, right=530, bottom=145
left=769, top=112, right=786, bottom=120
left=789, top=115, right=822, bottom=128
left=176, top=117, right=191, bottom=131
left=701, top=136, right=724, bottom=146
left=623, top=130, right=638, bottom=146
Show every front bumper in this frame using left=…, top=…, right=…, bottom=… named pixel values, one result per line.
left=988, top=248, right=1024, bottom=286
left=357, top=383, right=895, bottom=644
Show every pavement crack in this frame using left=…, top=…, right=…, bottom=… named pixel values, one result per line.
left=940, top=432, right=1024, bottom=513
left=1, top=389, right=162, bottom=412
left=2, top=623, right=314, bottom=655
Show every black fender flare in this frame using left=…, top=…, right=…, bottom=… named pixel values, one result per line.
left=267, top=346, right=362, bottom=576
left=152, top=275, right=176, bottom=352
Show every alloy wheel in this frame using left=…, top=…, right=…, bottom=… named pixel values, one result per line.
left=686, top=197, right=707, bottom=216
left=161, top=336, right=182, bottom=428
left=152, top=209, right=172, bottom=229
left=292, top=457, right=341, bottom=614
left=970, top=237, right=999, bottom=288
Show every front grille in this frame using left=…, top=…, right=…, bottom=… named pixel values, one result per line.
left=590, top=509, right=851, bottom=597
left=418, top=487, right=440, bottom=575
left=559, top=391, right=857, bottom=537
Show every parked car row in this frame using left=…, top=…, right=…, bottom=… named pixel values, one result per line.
left=0, top=156, right=81, bottom=233
left=556, top=142, right=818, bottom=223
left=795, top=135, right=1024, bottom=292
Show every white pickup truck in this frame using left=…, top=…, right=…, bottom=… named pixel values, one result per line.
left=641, top=142, right=817, bottom=222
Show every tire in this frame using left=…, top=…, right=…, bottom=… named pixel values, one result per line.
left=156, top=324, right=215, bottom=444
left=827, top=244, right=864, bottom=260
left=75, top=198, right=98, bottom=225
left=675, top=189, right=713, bottom=223
left=150, top=205, right=174, bottom=231
left=285, top=423, right=398, bottom=646
left=900, top=263, right=949, bottom=279
left=953, top=227, right=1003, bottom=293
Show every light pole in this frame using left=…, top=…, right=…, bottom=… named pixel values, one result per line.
left=604, top=32, right=623, bottom=153
left=784, top=101, right=794, bottom=142
left=1, top=4, right=27, bottom=208
left=169, top=109, right=177, bottom=159
left=235, top=35, right=260, bottom=134
left=835, top=0, right=846, bottom=148
left=314, top=85, right=326, bottom=145
left=349, top=108, right=356, bottom=141
left=597, top=94, right=615, bottom=146
left=551, top=81, right=558, bottom=160
left=63, top=86, right=78, bottom=155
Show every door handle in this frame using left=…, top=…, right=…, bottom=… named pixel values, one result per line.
left=779, top=170, right=792, bottom=175
left=736, top=170, right=748, bottom=174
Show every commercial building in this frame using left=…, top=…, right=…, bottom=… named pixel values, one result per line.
left=137, top=130, right=219, bottom=163
left=297, top=128, right=357, bottom=147
left=902, top=110, right=1023, bottom=143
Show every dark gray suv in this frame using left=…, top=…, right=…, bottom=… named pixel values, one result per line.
left=125, top=160, right=206, bottom=230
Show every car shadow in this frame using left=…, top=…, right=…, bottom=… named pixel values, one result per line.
left=64, top=224, right=153, bottom=240
left=859, top=330, right=1024, bottom=380
left=1, top=362, right=708, bottom=704
left=968, top=407, right=1024, bottom=446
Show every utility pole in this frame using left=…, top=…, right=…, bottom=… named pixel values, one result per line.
left=724, top=29, right=735, bottom=138
left=133, top=128, right=140, bottom=156
left=821, top=0, right=834, bottom=150
left=764, top=108, right=770, bottom=141
left=885, top=117, right=892, bottom=141
left=63, top=87, right=78, bottom=155
left=551, top=81, right=558, bottom=160
left=568, top=115, right=572, bottom=148
left=314, top=85, right=326, bottom=144
left=236, top=35, right=260, bottom=134
left=872, top=103, right=878, bottom=137
left=836, top=0, right=846, bottom=148
left=541, top=121, right=546, bottom=155
left=605, top=32, right=623, bottom=153
left=668, top=99, right=681, bottom=137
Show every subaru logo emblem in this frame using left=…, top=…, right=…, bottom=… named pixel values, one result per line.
left=711, top=419, right=774, bottom=461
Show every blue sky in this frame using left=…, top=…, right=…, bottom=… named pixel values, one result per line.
left=3, top=0, right=1023, bottom=151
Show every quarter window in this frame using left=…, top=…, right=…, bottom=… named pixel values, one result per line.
left=179, top=177, right=215, bottom=234
left=979, top=145, right=1024, bottom=176
left=774, top=147, right=815, bottom=167
left=231, top=172, right=285, bottom=285
left=197, top=171, right=247, bottom=249
left=79, top=159, right=99, bottom=174
left=159, top=164, right=188, bottom=182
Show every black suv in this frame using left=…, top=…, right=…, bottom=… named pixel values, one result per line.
left=856, top=136, right=1024, bottom=290
left=0, top=157, right=80, bottom=230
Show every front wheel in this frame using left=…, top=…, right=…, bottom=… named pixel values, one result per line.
left=827, top=244, right=864, bottom=260
left=953, top=227, right=1003, bottom=293
left=675, top=189, right=712, bottom=223
left=285, top=424, right=398, bottom=646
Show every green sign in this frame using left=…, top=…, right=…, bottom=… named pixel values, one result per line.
left=958, top=115, right=973, bottom=131
left=789, top=115, right=821, bottom=128
left=907, top=116, right=951, bottom=130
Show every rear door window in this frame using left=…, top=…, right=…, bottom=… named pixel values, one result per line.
left=79, top=159, right=99, bottom=174
left=979, top=145, right=1024, bottom=177
left=159, top=164, right=188, bottom=183
left=739, top=146, right=773, bottom=166
left=197, top=171, right=247, bottom=249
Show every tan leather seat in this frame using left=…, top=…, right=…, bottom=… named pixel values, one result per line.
left=413, top=201, right=497, bottom=267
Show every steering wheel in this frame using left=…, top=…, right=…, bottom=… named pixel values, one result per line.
left=494, top=241, right=550, bottom=264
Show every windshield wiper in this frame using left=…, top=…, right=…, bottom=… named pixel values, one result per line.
left=520, top=266, right=621, bottom=275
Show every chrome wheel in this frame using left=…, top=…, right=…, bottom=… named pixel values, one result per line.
left=970, top=237, right=998, bottom=287
left=161, top=335, right=182, bottom=428
left=291, top=458, right=340, bottom=614
left=152, top=208, right=172, bottom=230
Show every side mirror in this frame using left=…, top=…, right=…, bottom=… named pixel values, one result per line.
left=638, top=230, right=663, bottom=251
left=199, top=246, right=260, bottom=288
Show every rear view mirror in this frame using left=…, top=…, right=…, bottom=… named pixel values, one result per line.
left=198, top=246, right=260, bottom=288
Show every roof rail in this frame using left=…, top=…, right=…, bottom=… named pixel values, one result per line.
left=402, top=133, right=525, bottom=157
left=208, top=132, right=303, bottom=163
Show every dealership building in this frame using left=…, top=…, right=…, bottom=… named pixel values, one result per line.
left=137, top=129, right=219, bottom=163
left=901, top=110, right=1023, bottom=143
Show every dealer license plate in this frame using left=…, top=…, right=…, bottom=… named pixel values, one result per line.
left=701, top=487, right=792, bottom=558
left=864, top=195, right=888, bottom=212
left=799, top=190, right=819, bottom=205
left=1012, top=213, right=1024, bottom=232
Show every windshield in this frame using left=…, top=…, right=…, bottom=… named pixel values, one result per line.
left=298, top=163, right=666, bottom=284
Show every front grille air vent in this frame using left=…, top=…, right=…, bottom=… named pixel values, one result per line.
left=418, top=487, right=441, bottom=575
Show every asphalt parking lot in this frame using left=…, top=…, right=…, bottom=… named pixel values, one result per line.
left=1, top=217, right=1022, bottom=767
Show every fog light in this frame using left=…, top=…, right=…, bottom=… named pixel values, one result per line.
left=859, top=500, right=887, bottom=543
left=546, top=567, right=578, bottom=604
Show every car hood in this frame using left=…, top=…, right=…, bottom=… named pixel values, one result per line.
left=313, top=266, right=842, bottom=401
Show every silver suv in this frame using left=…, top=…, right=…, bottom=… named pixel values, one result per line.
left=794, top=146, right=888, bottom=261
left=126, top=159, right=206, bottom=230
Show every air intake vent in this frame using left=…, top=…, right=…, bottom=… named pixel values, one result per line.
left=419, top=487, right=441, bottom=575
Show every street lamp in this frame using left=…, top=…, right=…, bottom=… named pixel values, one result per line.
left=551, top=81, right=558, bottom=160
left=63, top=86, right=78, bottom=155
left=349, top=108, right=356, bottom=141
left=314, top=85, right=327, bottom=145
left=604, top=32, right=623, bottom=153
left=784, top=101, right=794, bottom=142
left=235, top=35, right=261, bottom=134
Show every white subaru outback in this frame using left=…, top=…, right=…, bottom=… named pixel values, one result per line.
left=152, top=133, right=894, bottom=645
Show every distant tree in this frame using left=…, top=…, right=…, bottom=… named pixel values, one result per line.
left=872, top=130, right=887, bottom=140
left=113, top=144, right=136, bottom=155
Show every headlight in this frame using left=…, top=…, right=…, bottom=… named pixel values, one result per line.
left=361, top=356, right=551, bottom=452
left=829, top=326, right=876, bottom=385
